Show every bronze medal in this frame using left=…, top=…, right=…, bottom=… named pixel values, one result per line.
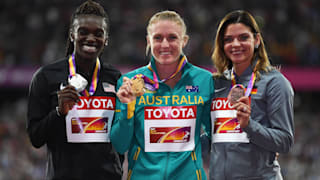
left=227, top=84, right=245, bottom=105
left=131, top=78, right=145, bottom=96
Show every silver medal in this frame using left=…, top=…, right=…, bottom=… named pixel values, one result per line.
left=68, top=73, right=88, bottom=92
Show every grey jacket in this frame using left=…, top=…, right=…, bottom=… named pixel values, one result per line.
left=209, top=66, right=294, bottom=180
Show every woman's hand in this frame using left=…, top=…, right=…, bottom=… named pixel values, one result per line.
left=57, top=85, right=80, bottom=115
left=116, top=77, right=137, bottom=104
left=232, top=96, right=251, bottom=129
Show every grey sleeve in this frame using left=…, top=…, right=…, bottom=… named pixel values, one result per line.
left=243, top=74, right=294, bottom=153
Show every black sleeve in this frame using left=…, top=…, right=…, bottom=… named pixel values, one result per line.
left=103, top=63, right=122, bottom=83
left=27, top=68, right=63, bottom=148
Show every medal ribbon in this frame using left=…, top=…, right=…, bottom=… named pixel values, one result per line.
left=133, top=55, right=187, bottom=92
left=149, top=55, right=187, bottom=89
left=231, top=67, right=257, bottom=97
left=68, top=53, right=100, bottom=96
left=133, top=74, right=157, bottom=92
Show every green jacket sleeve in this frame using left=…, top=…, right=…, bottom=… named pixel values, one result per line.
left=201, top=75, right=214, bottom=139
left=110, top=76, right=136, bottom=154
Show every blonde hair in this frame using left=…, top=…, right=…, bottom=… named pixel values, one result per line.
left=212, top=10, right=273, bottom=79
left=146, top=10, right=187, bottom=55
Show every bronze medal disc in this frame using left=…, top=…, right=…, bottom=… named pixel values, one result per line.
left=227, top=85, right=245, bottom=105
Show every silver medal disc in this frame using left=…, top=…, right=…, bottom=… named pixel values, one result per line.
left=68, top=73, right=88, bottom=92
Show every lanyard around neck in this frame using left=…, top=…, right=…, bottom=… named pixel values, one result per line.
left=68, top=54, right=100, bottom=96
left=132, top=55, right=187, bottom=92
left=231, top=66, right=257, bottom=97
left=147, top=55, right=187, bottom=89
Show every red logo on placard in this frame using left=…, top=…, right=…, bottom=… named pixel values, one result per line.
left=76, top=96, right=115, bottom=110
left=211, top=97, right=243, bottom=133
left=144, top=106, right=197, bottom=120
left=211, top=98, right=233, bottom=111
left=71, top=117, right=108, bottom=133
left=149, top=127, right=191, bottom=143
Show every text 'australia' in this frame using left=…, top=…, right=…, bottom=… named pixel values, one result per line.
left=138, top=95, right=204, bottom=106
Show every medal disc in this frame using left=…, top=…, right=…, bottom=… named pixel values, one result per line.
left=227, top=84, right=245, bottom=105
left=131, top=78, right=145, bottom=96
left=68, top=73, right=88, bottom=92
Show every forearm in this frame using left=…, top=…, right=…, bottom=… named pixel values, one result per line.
left=27, top=109, right=62, bottom=148
left=110, top=100, right=136, bottom=154
left=244, top=102, right=294, bottom=153
left=244, top=117, right=293, bottom=153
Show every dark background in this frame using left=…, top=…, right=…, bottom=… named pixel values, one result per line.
left=0, top=0, right=319, bottom=179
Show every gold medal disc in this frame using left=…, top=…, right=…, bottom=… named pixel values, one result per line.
left=131, top=78, right=145, bottom=96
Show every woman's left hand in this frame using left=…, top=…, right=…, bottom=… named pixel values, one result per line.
left=232, top=96, right=251, bottom=129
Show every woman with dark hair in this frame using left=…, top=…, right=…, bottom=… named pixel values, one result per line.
left=27, top=1, right=123, bottom=179
left=209, top=10, right=294, bottom=180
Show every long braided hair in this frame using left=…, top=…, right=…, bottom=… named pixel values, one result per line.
left=65, top=0, right=109, bottom=57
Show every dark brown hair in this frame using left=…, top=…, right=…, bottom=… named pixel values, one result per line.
left=212, top=10, right=272, bottom=78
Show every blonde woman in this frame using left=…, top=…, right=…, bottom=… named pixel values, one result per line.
left=111, top=10, right=214, bottom=180
left=210, top=10, right=294, bottom=180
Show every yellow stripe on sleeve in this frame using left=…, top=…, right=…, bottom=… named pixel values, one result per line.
left=192, top=151, right=197, bottom=161
left=191, top=151, right=195, bottom=161
left=133, top=147, right=141, bottom=161
left=196, top=170, right=200, bottom=180
left=127, top=169, right=132, bottom=180
left=127, top=100, right=136, bottom=119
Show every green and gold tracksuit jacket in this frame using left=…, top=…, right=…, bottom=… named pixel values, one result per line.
left=111, top=56, right=214, bottom=180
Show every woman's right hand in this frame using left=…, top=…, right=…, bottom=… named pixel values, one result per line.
left=232, top=96, right=251, bottom=129
left=57, top=85, right=80, bottom=115
left=116, top=77, right=136, bottom=103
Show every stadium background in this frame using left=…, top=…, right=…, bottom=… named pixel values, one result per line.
left=0, top=0, right=319, bottom=179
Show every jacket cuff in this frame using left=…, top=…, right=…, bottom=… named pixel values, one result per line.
left=126, top=100, right=136, bottom=119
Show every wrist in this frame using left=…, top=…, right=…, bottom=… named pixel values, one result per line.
left=56, top=106, right=61, bottom=116
left=126, top=100, right=136, bottom=119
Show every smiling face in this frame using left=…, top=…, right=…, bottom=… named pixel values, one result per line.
left=147, top=20, right=188, bottom=65
left=223, top=23, right=260, bottom=66
left=71, top=15, right=107, bottom=60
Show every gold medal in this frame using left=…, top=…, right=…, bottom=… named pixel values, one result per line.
left=131, top=78, right=145, bottom=96
left=227, top=84, right=245, bottom=105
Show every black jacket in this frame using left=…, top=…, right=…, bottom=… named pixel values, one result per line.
left=27, top=58, right=123, bottom=180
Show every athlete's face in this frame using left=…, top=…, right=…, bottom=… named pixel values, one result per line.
left=147, top=20, right=188, bottom=65
left=71, top=15, right=108, bottom=60
left=223, top=23, right=260, bottom=65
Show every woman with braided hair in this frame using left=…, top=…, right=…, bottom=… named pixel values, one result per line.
left=27, top=1, right=123, bottom=179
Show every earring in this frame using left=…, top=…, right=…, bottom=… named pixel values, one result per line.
left=254, top=44, right=259, bottom=49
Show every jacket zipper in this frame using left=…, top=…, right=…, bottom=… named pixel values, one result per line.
left=191, top=151, right=201, bottom=180
left=163, top=152, right=169, bottom=180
